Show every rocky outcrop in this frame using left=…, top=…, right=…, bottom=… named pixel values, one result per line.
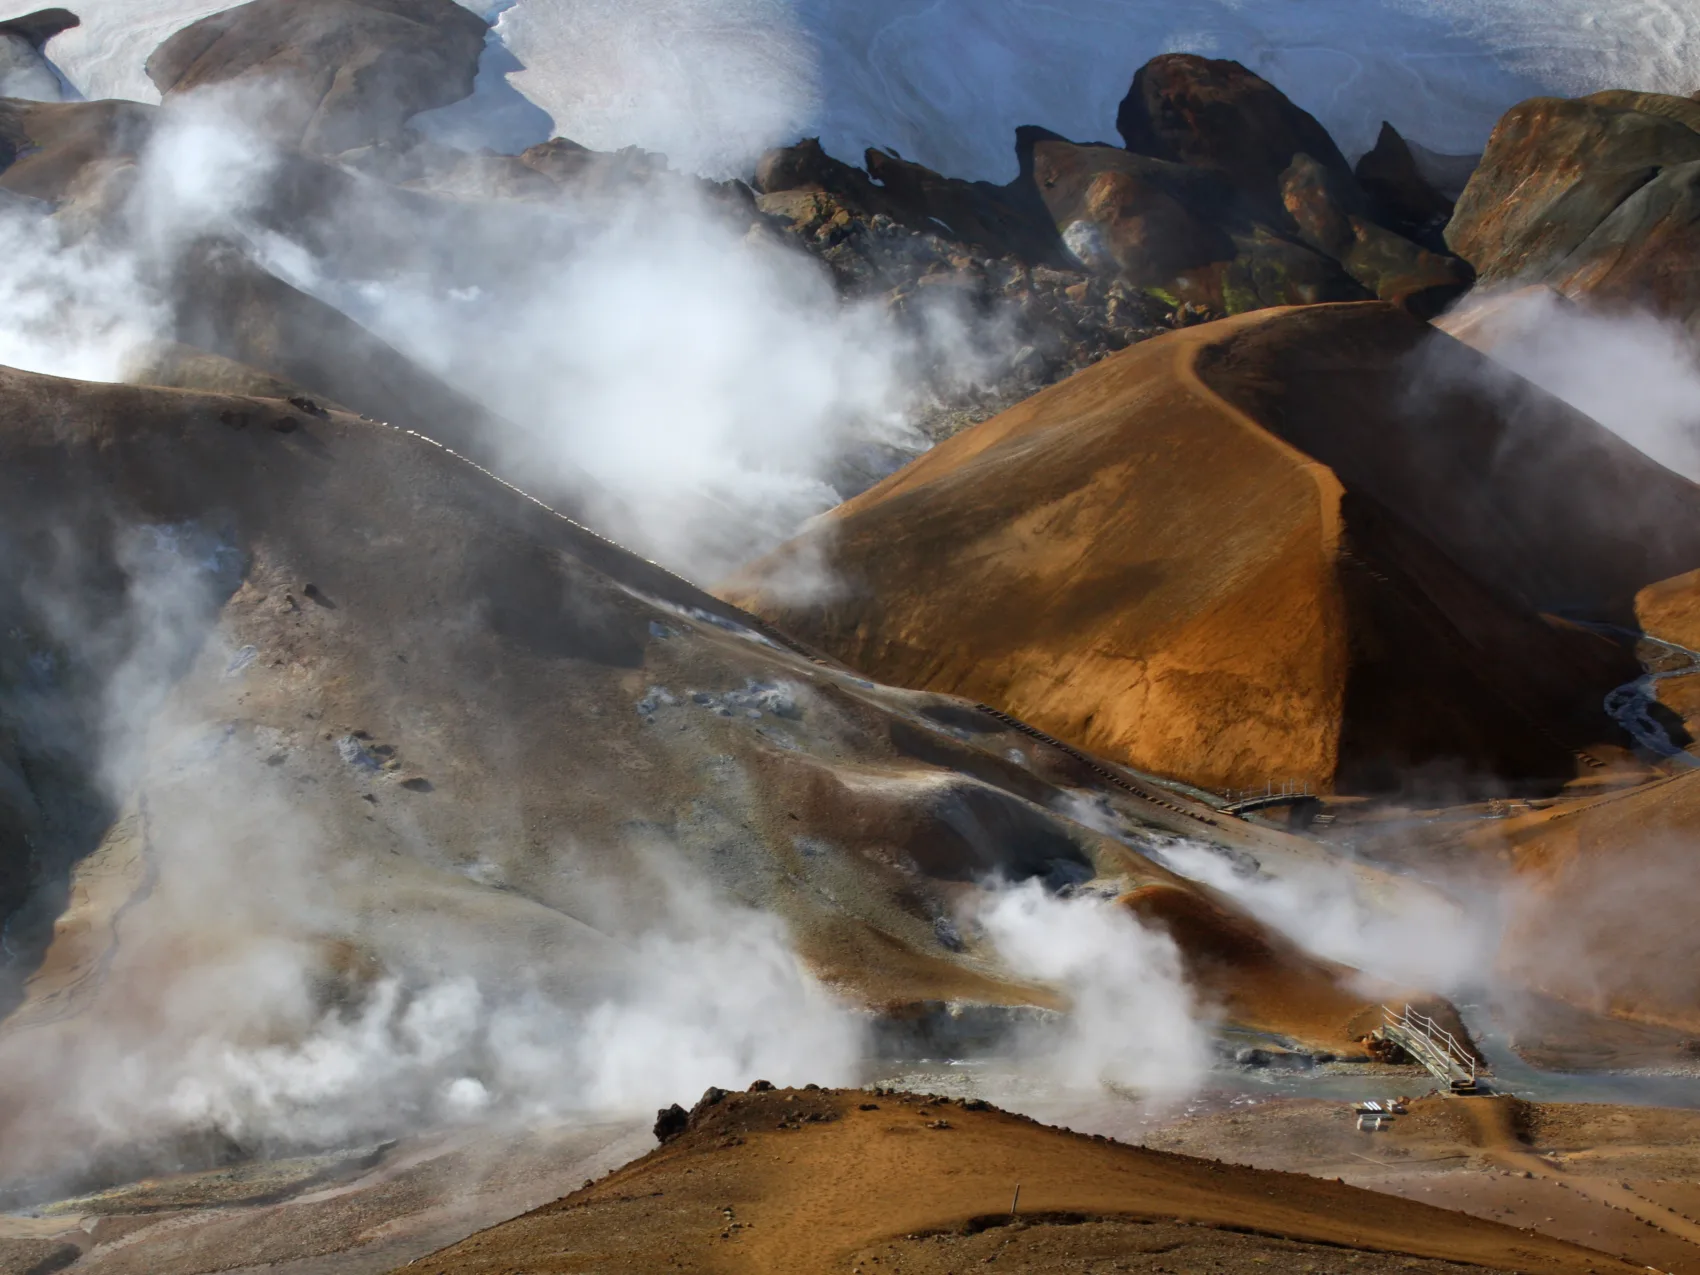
left=1277, top=150, right=1473, bottom=317
left=145, top=0, right=488, bottom=155
left=1447, top=91, right=1700, bottom=324
left=752, top=136, right=1172, bottom=437
left=1024, top=129, right=1366, bottom=312
left=1116, top=52, right=1352, bottom=200
left=752, top=135, right=1068, bottom=266
left=1018, top=57, right=1474, bottom=318
left=1353, top=121, right=1457, bottom=248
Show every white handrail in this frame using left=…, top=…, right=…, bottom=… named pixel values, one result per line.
left=1384, top=1005, right=1476, bottom=1082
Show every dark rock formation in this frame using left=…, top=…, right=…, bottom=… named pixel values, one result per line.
left=0, top=7, right=77, bottom=48
left=1025, top=128, right=1364, bottom=311
left=145, top=0, right=488, bottom=155
left=1117, top=53, right=1353, bottom=202
left=1354, top=121, right=1456, bottom=248
left=652, top=1104, right=689, bottom=1142
left=753, top=136, right=1171, bottom=438
left=1278, top=151, right=1473, bottom=317
left=1447, top=91, right=1700, bottom=324
left=753, top=136, right=1067, bottom=266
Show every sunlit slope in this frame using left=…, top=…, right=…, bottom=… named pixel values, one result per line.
left=410, top=1086, right=1633, bottom=1275
left=726, top=302, right=1699, bottom=795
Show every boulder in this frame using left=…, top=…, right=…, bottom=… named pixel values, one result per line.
left=1025, top=129, right=1366, bottom=312
left=1024, top=130, right=1237, bottom=285
left=1116, top=53, right=1352, bottom=203
left=1026, top=128, right=1467, bottom=316
left=144, top=0, right=489, bottom=155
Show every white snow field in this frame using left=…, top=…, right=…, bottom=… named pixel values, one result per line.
left=26, top=0, right=1700, bottom=176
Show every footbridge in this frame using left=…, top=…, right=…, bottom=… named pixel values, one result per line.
left=1220, top=779, right=1315, bottom=815
left=1379, top=1004, right=1482, bottom=1093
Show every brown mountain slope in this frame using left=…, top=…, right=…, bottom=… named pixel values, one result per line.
left=723, top=302, right=1698, bottom=796
left=0, top=366, right=1429, bottom=1202
left=1362, top=763, right=1700, bottom=1070
left=408, top=1086, right=1633, bottom=1275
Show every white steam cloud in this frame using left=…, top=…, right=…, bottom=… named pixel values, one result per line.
left=1439, top=286, right=1700, bottom=481
left=0, top=81, right=998, bottom=586
left=0, top=203, right=164, bottom=383
left=285, top=186, right=938, bottom=584
left=1144, top=838, right=1496, bottom=996
left=975, top=879, right=1212, bottom=1098
left=2, top=522, right=863, bottom=1182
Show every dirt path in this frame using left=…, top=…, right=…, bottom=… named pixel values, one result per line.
left=1461, top=1100, right=1700, bottom=1257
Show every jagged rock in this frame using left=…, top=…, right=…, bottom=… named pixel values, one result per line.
left=861, top=147, right=1066, bottom=265
left=1447, top=93, right=1700, bottom=298
left=754, top=136, right=887, bottom=216
left=1279, top=152, right=1472, bottom=317
left=145, top=0, right=488, bottom=155
left=653, top=1104, right=689, bottom=1143
left=1117, top=53, right=1353, bottom=204
left=1354, top=121, right=1456, bottom=247
left=1025, top=128, right=1363, bottom=312
left=756, top=136, right=1065, bottom=265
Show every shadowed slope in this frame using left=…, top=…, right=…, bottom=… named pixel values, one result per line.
left=725, top=302, right=1693, bottom=796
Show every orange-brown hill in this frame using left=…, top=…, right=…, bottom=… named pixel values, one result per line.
left=407, top=1086, right=1635, bottom=1275
left=724, top=301, right=1700, bottom=796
